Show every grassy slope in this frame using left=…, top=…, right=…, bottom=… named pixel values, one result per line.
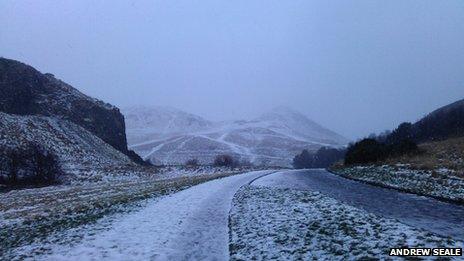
left=383, top=137, right=464, bottom=178
left=0, top=171, right=241, bottom=255
left=331, top=137, right=464, bottom=203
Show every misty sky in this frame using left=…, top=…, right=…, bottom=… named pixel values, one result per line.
left=1, top=1, right=463, bottom=139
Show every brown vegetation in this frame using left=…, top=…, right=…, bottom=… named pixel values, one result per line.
left=381, top=137, right=464, bottom=178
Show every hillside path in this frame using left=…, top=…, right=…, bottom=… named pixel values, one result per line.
left=42, top=170, right=274, bottom=261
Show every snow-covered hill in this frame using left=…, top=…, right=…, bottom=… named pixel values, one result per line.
left=124, top=106, right=348, bottom=166
left=124, top=106, right=214, bottom=145
left=0, top=112, right=134, bottom=182
left=0, top=57, right=147, bottom=164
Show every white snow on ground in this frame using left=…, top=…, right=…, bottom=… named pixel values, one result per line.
left=28, top=170, right=274, bottom=261
left=252, top=169, right=464, bottom=241
left=146, top=165, right=267, bottom=181
left=0, top=112, right=134, bottom=183
left=1, top=167, right=265, bottom=260
left=333, top=165, right=464, bottom=203
left=2, top=171, right=258, bottom=260
left=230, top=185, right=464, bottom=260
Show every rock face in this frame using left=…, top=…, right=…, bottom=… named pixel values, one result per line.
left=124, top=106, right=348, bottom=167
left=0, top=58, right=135, bottom=160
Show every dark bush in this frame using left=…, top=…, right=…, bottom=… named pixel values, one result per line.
left=293, top=147, right=346, bottom=169
left=344, top=138, right=419, bottom=165
left=213, top=154, right=236, bottom=167
left=0, top=143, right=63, bottom=187
left=388, top=139, right=419, bottom=156
left=29, top=144, right=62, bottom=184
left=386, top=122, right=416, bottom=144
left=312, top=147, right=346, bottom=168
left=185, top=158, right=199, bottom=167
left=344, top=139, right=387, bottom=165
left=292, top=150, right=313, bottom=169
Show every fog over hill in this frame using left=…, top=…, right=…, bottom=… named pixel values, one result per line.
left=124, top=106, right=348, bottom=166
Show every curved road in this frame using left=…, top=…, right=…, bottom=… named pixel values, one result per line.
left=39, top=169, right=464, bottom=260
left=253, top=169, right=464, bottom=241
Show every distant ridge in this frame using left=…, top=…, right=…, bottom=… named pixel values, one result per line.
left=124, top=106, right=348, bottom=166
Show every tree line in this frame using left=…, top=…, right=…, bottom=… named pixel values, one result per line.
left=292, top=122, right=421, bottom=168
left=293, top=147, right=346, bottom=169
left=0, top=143, right=62, bottom=187
left=293, top=99, right=464, bottom=168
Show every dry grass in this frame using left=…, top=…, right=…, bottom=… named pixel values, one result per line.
left=382, top=137, right=464, bottom=178
left=330, top=138, right=464, bottom=203
left=0, top=172, right=239, bottom=251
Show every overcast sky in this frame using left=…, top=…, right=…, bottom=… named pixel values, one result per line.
left=1, top=0, right=463, bottom=139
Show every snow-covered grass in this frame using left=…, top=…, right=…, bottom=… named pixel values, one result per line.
left=150, top=165, right=264, bottom=180
left=64, top=164, right=253, bottom=184
left=0, top=171, right=241, bottom=259
left=331, top=165, right=464, bottom=204
left=3, top=170, right=275, bottom=260
left=382, top=137, right=464, bottom=178
left=0, top=113, right=255, bottom=185
left=0, top=112, right=136, bottom=184
left=230, top=185, right=463, bottom=260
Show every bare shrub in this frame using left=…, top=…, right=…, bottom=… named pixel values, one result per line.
left=0, top=143, right=63, bottom=187
left=213, top=154, right=236, bottom=167
left=185, top=158, right=199, bottom=167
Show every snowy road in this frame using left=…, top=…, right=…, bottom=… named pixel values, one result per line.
left=40, top=170, right=274, bottom=261
left=253, top=169, right=464, bottom=240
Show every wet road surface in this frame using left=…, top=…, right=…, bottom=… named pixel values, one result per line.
left=253, top=169, right=464, bottom=240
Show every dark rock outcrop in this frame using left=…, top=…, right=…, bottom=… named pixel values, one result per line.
left=0, top=57, right=144, bottom=164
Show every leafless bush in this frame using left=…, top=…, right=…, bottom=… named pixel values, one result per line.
left=213, top=154, right=236, bottom=167
left=185, top=158, right=199, bottom=167
left=0, top=143, right=63, bottom=187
